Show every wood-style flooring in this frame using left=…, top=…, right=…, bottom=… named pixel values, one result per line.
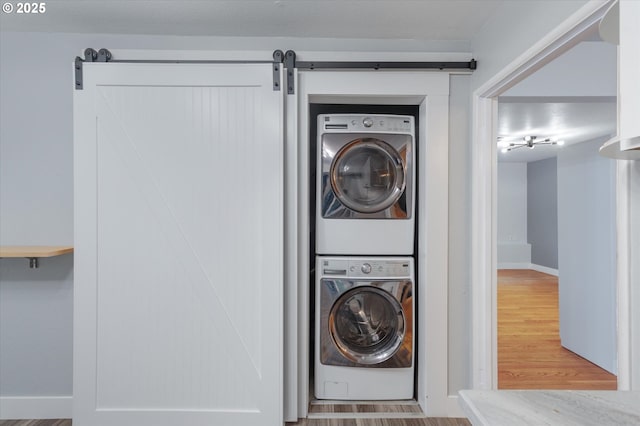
left=298, top=400, right=469, bottom=425
left=0, top=419, right=468, bottom=426
left=291, top=418, right=470, bottom=425
left=498, top=269, right=617, bottom=390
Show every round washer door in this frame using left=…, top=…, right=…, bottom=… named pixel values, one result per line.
left=330, top=138, right=406, bottom=214
left=329, top=286, right=405, bottom=365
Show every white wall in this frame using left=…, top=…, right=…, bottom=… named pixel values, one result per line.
left=448, top=74, right=472, bottom=394
left=501, top=41, right=617, bottom=97
left=497, top=162, right=531, bottom=267
left=471, top=0, right=593, bottom=92
left=557, top=137, right=617, bottom=374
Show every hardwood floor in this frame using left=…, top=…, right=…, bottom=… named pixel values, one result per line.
left=498, top=269, right=617, bottom=390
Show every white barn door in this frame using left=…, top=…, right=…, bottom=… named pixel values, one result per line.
left=74, top=63, right=283, bottom=426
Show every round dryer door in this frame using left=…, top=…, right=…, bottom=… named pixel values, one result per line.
left=329, top=286, right=405, bottom=365
left=330, top=138, right=406, bottom=214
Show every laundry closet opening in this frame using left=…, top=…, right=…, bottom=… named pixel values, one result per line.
left=308, top=103, right=421, bottom=408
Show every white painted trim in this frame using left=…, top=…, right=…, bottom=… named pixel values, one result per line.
left=0, top=396, right=72, bottom=420
left=471, top=95, right=498, bottom=390
left=418, top=93, right=451, bottom=417
left=616, top=160, right=632, bottom=390
left=496, top=263, right=559, bottom=276
left=447, top=395, right=465, bottom=418
left=296, top=71, right=451, bottom=417
left=284, top=69, right=299, bottom=422
left=497, top=263, right=531, bottom=270
left=470, top=0, right=628, bottom=391
left=529, top=264, right=559, bottom=277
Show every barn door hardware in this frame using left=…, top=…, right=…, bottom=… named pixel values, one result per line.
left=294, top=58, right=477, bottom=71
left=284, top=50, right=296, bottom=95
left=273, top=50, right=284, bottom=91
left=74, top=48, right=476, bottom=92
left=277, top=50, right=476, bottom=95
left=75, top=48, right=113, bottom=90
left=75, top=48, right=284, bottom=91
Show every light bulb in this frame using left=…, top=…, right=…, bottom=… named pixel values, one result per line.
left=557, top=140, right=565, bottom=146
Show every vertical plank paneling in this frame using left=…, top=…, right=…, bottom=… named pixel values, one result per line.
left=74, top=63, right=283, bottom=426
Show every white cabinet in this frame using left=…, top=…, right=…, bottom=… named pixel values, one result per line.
left=619, top=0, right=640, bottom=150
left=73, top=62, right=284, bottom=426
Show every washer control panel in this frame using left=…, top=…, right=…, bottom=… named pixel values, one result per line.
left=322, top=114, right=413, bottom=133
left=321, top=258, right=412, bottom=278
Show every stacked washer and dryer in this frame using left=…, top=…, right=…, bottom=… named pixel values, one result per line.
left=314, top=114, right=416, bottom=400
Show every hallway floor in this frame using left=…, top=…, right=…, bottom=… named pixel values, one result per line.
left=498, top=269, right=617, bottom=389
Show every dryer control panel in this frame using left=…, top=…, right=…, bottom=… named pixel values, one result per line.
left=322, top=114, right=413, bottom=133
left=321, top=257, right=412, bottom=278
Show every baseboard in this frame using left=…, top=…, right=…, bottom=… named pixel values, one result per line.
left=498, top=263, right=559, bottom=277
left=0, top=396, right=72, bottom=420
left=497, top=262, right=530, bottom=270
left=530, top=263, right=559, bottom=276
left=447, top=395, right=465, bottom=418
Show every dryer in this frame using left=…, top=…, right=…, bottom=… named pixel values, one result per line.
left=316, top=114, right=416, bottom=255
left=315, top=256, right=414, bottom=400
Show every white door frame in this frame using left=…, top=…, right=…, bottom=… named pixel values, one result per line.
left=295, top=70, right=453, bottom=417
left=470, top=0, right=631, bottom=390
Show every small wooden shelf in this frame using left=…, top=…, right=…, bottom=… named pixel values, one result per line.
left=0, top=245, right=74, bottom=268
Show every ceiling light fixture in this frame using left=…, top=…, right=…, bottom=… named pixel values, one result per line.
left=498, top=135, right=565, bottom=153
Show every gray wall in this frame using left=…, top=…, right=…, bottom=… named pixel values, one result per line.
left=557, top=137, right=617, bottom=374
left=527, top=157, right=558, bottom=269
left=0, top=33, right=77, bottom=397
left=0, top=258, right=73, bottom=396
left=448, top=74, right=471, bottom=394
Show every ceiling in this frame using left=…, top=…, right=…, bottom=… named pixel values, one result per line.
left=0, top=0, right=502, bottom=41
left=497, top=40, right=617, bottom=163
left=497, top=99, right=616, bottom=163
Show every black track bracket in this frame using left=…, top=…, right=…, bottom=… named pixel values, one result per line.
left=284, top=50, right=296, bottom=95
left=272, top=50, right=284, bottom=91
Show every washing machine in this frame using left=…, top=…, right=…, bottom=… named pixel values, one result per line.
left=315, top=256, right=414, bottom=400
left=316, top=114, right=416, bottom=255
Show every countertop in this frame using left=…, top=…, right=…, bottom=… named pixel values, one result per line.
left=458, top=389, right=640, bottom=426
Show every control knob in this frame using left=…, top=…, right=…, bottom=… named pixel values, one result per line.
left=363, top=117, right=374, bottom=128
left=361, top=263, right=372, bottom=274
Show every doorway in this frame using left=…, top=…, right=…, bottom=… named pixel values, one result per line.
left=471, top=2, right=632, bottom=390
left=495, top=39, right=618, bottom=388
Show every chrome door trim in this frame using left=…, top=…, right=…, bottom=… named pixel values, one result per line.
left=330, top=138, right=406, bottom=214
left=319, top=279, right=413, bottom=368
